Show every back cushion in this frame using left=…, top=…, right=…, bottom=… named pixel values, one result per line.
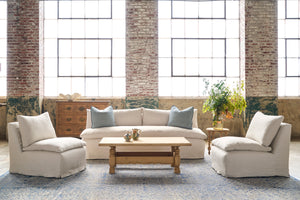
left=246, top=111, right=284, bottom=147
left=142, top=108, right=198, bottom=128
left=17, top=112, right=57, bottom=148
left=114, top=108, right=143, bottom=126
left=143, top=108, right=170, bottom=126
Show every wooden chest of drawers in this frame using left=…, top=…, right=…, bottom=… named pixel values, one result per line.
left=56, top=101, right=110, bottom=137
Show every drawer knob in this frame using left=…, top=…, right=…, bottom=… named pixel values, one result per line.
left=80, top=117, right=85, bottom=122
left=79, top=106, right=85, bottom=111
left=66, top=118, right=72, bottom=121
left=66, top=128, right=71, bottom=131
left=66, top=107, right=71, bottom=110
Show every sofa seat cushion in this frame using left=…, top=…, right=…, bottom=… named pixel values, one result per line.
left=212, top=136, right=272, bottom=152
left=23, top=137, right=86, bottom=153
left=80, top=126, right=207, bottom=140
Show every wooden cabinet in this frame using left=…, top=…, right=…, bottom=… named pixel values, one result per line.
left=56, top=101, right=110, bottom=137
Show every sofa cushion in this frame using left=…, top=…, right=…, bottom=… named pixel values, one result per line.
left=23, top=137, right=86, bottom=153
left=91, top=106, right=115, bottom=128
left=143, top=108, right=170, bottom=126
left=168, top=106, right=194, bottom=130
left=192, top=109, right=198, bottom=128
left=246, top=111, right=284, bottom=147
left=80, top=126, right=207, bottom=140
left=17, top=112, right=57, bottom=148
left=212, top=136, right=272, bottom=152
left=86, top=108, right=143, bottom=128
left=114, top=108, right=143, bottom=126
left=142, top=108, right=198, bottom=128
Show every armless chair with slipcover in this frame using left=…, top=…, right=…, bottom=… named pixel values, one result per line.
left=8, top=112, right=86, bottom=178
left=211, top=111, right=291, bottom=177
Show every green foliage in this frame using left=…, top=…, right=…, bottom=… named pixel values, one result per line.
left=203, top=80, right=247, bottom=121
left=231, top=81, right=247, bottom=116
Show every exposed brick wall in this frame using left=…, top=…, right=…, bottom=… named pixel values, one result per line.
left=244, top=0, right=278, bottom=97
left=242, top=0, right=278, bottom=128
left=6, top=0, right=42, bottom=123
left=7, top=0, right=42, bottom=97
left=126, top=0, right=158, bottom=97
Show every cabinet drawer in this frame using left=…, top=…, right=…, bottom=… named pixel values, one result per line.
left=57, top=104, right=75, bottom=114
left=57, top=115, right=86, bottom=124
left=57, top=125, right=85, bottom=137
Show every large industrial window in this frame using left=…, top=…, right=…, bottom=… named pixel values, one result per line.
left=0, top=0, right=6, bottom=97
left=42, top=0, right=125, bottom=97
left=158, top=0, right=240, bottom=97
left=278, top=0, right=300, bottom=96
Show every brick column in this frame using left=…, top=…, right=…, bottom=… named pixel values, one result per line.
left=126, top=0, right=158, bottom=108
left=242, top=0, right=278, bottom=127
left=7, top=0, right=43, bottom=122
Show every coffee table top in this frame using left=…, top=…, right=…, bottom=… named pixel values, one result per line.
left=98, top=137, right=192, bottom=146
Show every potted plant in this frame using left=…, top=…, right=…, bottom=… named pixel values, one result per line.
left=203, top=80, right=247, bottom=129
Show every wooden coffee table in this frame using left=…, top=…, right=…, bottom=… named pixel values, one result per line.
left=98, top=137, right=191, bottom=174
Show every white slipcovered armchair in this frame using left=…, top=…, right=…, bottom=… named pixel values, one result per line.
left=8, top=112, right=86, bottom=178
left=211, top=111, right=291, bottom=177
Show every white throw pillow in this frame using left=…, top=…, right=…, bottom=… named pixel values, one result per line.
left=114, top=108, right=143, bottom=126
left=192, top=109, right=198, bottom=128
left=212, top=136, right=272, bottom=152
left=246, top=111, right=284, bottom=147
left=143, top=108, right=170, bottom=126
left=17, top=112, right=57, bottom=148
left=86, top=109, right=92, bottom=128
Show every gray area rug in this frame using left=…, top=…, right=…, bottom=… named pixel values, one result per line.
left=0, top=158, right=299, bottom=200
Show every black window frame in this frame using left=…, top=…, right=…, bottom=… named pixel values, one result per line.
left=171, top=0, right=226, bottom=20
left=57, top=0, right=112, bottom=20
left=171, top=38, right=227, bottom=77
left=285, top=38, right=300, bottom=77
left=285, top=0, right=300, bottom=19
left=57, top=38, right=113, bottom=78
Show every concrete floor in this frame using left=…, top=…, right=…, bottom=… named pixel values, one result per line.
left=0, top=140, right=299, bottom=179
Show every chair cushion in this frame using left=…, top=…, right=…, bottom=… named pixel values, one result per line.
left=17, top=112, right=57, bottom=148
left=246, top=111, right=284, bottom=147
left=91, top=106, right=115, bottom=128
left=23, top=137, right=86, bottom=153
left=143, top=108, right=170, bottom=126
left=167, top=106, right=194, bottom=130
left=114, top=108, right=142, bottom=126
left=212, top=136, right=272, bottom=152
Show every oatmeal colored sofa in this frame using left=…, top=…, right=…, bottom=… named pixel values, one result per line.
left=80, top=108, right=207, bottom=159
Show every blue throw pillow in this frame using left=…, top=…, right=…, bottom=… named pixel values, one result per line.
left=91, top=106, right=115, bottom=128
left=167, top=106, right=194, bottom=130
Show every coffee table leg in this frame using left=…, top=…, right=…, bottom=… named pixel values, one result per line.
left=171, top=146, right=175, bottom=167
left=174, top=146, right=180, bottom=174
left=109, top=146, right=116, bottom=174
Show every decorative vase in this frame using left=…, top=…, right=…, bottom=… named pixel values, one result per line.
left=123, top=132, right=132, bottom=142
left=213, top=115, right=224, bottom=130
left=132, top=128, right=141, bottom=140
left=214, top=120, right=223, bottom=130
